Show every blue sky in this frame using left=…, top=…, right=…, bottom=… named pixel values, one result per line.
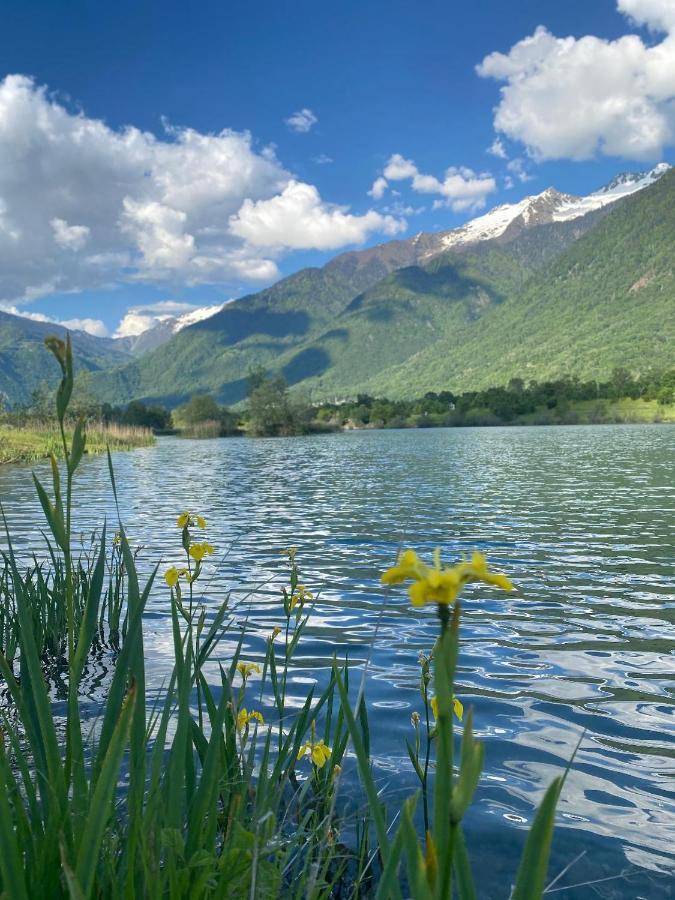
left=0, top=0, right=672, bottom=337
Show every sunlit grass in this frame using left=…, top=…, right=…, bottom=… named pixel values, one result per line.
left=0, top=419, right=154, bottom=465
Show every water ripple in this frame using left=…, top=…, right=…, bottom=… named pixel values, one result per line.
left=1, top=424, right=673, bottom=898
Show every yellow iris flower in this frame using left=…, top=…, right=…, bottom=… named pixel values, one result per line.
left=176, top=512, right=207, bottom=529
left=236, top=661, right=261, bottom=680
left=430, top=695, right=464, bottom=723
left=289, top=584, right=313, bottom=611
left=297, top=738, right=332, bottom=768
left=188, top=542, right=215, bottom=562
left=164, top=566, right=191, bottom=587
left=237, top=708, right=264, bottom=731
left=382, top=549, right=513, bottom=607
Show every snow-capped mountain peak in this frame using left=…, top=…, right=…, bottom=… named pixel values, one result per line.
left=596, top=162, right=670, bottom=195
left=417, top=163, right=670, bottom=260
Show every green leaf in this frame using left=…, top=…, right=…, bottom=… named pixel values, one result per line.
left=450, top=706, right=484, bottom=823
left=75, top=684, right=136, bottom=897
left=334, top=668, right=393, bottom=875
left=68, top=418, right=87, bottom=475
left=511, top=776, right=563, bottom=900
left=400, top=795, right=433, bottom=900
left=32, top=473, right=67, bottom=552
left=0, top=742, right=29, bottom=900
left=453, top=825, right=477, bottom=900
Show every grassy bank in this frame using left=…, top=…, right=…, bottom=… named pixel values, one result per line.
left=0, top=420, right=154, bottom=465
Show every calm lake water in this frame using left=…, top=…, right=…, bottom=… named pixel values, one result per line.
left=1, top=425, right=674, bottom=898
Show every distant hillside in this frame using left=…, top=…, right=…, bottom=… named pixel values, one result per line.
left=292, top=166, right=675, bottom=399
left=87, top=167, right=667, bottom=407
left=88, top=237, right=435, bottom=406
left=0, top=312, right=131, bottom=407
left=12, top=163, right=670, bottom=408
left=270, top=208, right=612, bottom=398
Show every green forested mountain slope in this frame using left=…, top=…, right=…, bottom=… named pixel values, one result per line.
left=32, top=167, right=675, bottom=408
left=88, top=237, right=430, bottom=406
left=90, top=198, right=610, bottom=406
left=0, top=312, right=131, bottom=407
left=278, top=169, right=675, bottom=399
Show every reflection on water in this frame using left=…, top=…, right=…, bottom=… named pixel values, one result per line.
left=1, top=425, right=674, bottom=898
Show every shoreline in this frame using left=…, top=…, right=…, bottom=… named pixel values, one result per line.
left=0, top=423, right=155, bottom=466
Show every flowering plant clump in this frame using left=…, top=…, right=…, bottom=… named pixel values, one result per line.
left=164, top=511, right=215, bottom=607
left=382, top=547, right=523, bottom=896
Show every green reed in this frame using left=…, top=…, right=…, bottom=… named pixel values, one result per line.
left=0, top=335, right=571, bottom=898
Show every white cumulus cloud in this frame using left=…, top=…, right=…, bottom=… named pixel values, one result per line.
left=113, top=311, right=162, bottom=338
left=487, top=138, right=508, bottom=159
left=368, top=176, right=389, bottom=199
left=506, top=157, right=533, bottom=182
left=374, top=154, right=496, bottom=212
left=284, top=108, right=318, bottom=133
left=477, top=1, right=675, bottom=161
left=229, top=180, right=406, bottom=250
left=113, top=300, right=224, bottom=338
left=0, top=76, right=398, bottom=312
left=51, top=218, right=90, bottom=250
left=60, top=317, right=109, bottom=337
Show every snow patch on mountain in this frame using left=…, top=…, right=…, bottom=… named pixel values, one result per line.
left=418, top=163, right=670, bottom=259
left=167, top=304, right=224, bottom=333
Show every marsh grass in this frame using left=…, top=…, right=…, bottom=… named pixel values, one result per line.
left=0, top=335, right=571, bottom=898
left=0, top=419, right=153, bottom=465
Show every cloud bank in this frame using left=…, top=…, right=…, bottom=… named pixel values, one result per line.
left=0, top=76, right=402, bottom=308
left=477, top=0, right=675, bottom=160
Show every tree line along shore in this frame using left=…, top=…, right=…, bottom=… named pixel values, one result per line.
left=2, top=365, right=673, bottom=463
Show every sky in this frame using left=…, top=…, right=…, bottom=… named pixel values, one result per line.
left=0, top=0, right=673, bottom=338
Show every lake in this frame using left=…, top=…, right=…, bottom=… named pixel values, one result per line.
left=1, top=424, right=673, bottom=898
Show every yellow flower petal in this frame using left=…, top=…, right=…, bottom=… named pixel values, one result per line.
left=189, top=541, right=215, bottom=562
left=236, top=661, right=261, bottom=680
left=237, top=708, right=264, bottom=730
left=431, top=695, right=463, bottom=722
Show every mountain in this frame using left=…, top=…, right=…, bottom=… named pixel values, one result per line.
left=88, top=237, right=440, bottom=405
left=3, top=163, right=668, bottom=409
left=0, top=311, right=131, bottom=407
left=279, top=165, right=675, bottom=399
left=411, top=162, right=670, bottom=260
left=84, top=164, right=670, bottom=407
